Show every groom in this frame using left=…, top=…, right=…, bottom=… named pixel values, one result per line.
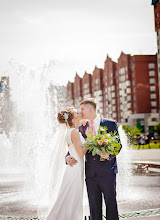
left=66, top=98, right=122, bottom=220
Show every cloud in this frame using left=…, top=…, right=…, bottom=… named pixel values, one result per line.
left=23, top=15, right=45, bottom=25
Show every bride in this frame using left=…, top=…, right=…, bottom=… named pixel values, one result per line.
left=39, top=107, right=91, bottom=220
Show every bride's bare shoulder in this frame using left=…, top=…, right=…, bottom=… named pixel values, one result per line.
left=71, top=129, right=80, bottom=139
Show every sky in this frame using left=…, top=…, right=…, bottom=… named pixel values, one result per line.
left=0, top=0, right=157, bottom=85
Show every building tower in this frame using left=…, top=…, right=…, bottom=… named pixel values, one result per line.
left=152, top=0, right=160, bottom=118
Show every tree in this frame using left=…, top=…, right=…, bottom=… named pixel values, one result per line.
left=122, top=125, right=141, bottom=143
left=155, top=122, right=160, bottom=136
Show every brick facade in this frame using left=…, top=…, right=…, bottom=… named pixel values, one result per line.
left=67, top=81, right=74, bottom=106
left=116, top=52, right=133, bottom=123
left=91, top=67, right=104, bottom=115
left=82, top=72, right=92, bottom=99
left=131, top=55, right=159, bottom=114
left=103, top=55, right=117, bottom=120
left=73, top=73, right=83, bottom=109
left=66, top=52, right=159, bottom=123
left=152, top=0, right=160, bottom=116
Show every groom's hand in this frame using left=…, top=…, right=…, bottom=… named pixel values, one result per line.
left=100, top=152, right=109, bottom=160
left=66, top=156, right=77, bottom=167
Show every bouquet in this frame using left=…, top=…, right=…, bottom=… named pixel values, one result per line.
left=84, top=126, right=121, bottom=161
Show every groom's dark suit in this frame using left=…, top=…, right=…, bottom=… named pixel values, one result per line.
left=79, top=117, right=122, bottom=220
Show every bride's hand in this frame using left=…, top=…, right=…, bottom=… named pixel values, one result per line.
left=85, top=126, right=93, bottom=136
left=66, top=156, right=77, bottom=167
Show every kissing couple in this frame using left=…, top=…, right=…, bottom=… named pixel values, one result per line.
left=38, top=98, right=122, bottom=220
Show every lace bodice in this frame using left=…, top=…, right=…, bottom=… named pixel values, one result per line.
left=66, top=128, right=85, bottom=161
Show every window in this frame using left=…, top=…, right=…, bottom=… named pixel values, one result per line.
left=99, top=102, right=103, bottom=107
left=151, top=101, right=157, bottom=107
left=126, top=88, right=131, bottom=93
left=151, top=109, right=157, bottom=113
left=150, top=86, right=156, bottom=91
left=127, top=103, right=131, bottom=109
left=152, top=118, right=157, bottom=122
left=126, top=80, right=130, bottom=86
left=127, top=95, right=131, bottom=101
left=112, top=85, right=115, bottom=91
left=149, top=71, right=155, bottom=77
left=149, top=78, right=156, bottom=84
left=112, top=92, right=115, bottom=98
left=156, top=13, right=159, bottom=18
left=150, top=94, right=156, bottom=99
left=95, top=79, right=99, bottom=85
left=108, top=93, right=111, bottom=101
left=83, top=83, right=88, bottom=89
left=121, top=75, right=125, bottom=82
left=148, top=63, right=155, bottom=69
left=98, top=96, right=103, bottom=101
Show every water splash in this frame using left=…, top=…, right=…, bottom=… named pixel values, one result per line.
left=0, top=59, right=66, bottom=205
left=117, top=125, right=134, bottom=202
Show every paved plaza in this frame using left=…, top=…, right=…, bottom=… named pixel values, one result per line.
left=0, top=149, right=160, bottom=219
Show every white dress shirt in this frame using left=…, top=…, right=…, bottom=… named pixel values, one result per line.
left=90, top=114, right=101, bottom=135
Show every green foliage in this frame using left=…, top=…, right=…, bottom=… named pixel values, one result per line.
left=131, top=143, right=160, bottom=149
left=155, top=122, right=160, bottom=135
left=122, top=125, right=141, bottom=143
left=84, top=126, right=121, bottom=161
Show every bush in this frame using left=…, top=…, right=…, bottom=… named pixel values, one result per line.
left=155, top=122, right=160, bottom=136
left=122, top=125, right=141, bottom=144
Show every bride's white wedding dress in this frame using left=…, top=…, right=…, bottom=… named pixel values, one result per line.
left=46, top=128, right=85, bottom=220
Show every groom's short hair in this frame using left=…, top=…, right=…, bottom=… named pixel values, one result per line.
left=79, top=98, right=97, bottom=110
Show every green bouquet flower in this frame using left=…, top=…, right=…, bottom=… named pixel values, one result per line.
left=84, top=126, right=121, bottom=161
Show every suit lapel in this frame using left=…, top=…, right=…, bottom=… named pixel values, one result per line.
left=100, top=117, right=103, bottom=126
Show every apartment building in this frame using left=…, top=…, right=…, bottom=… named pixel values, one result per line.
left=67, top=81, right=74, bottom=106
left=73, top=73, right=83, bottom=109
left=66, top=52, right=159, bottom=131
left=81, top=72, right=92, bottom=100
left=116, top=52, right=133, bottom=123
left=91, top=66, right=104, bottom=115
left=103, top=55, right=117, bottom=120
left=152, top=0, right=160, bottom=115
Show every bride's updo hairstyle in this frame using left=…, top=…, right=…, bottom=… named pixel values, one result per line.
left=57, top=107, right=75, bottom=127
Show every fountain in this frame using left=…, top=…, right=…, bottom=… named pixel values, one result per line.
left=0, top=60, right=66, bottom=216
left=0, top=61, right=159, bottom=219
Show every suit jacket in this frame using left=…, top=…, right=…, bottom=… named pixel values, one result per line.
left=79, top=117, right=122, bottom=177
